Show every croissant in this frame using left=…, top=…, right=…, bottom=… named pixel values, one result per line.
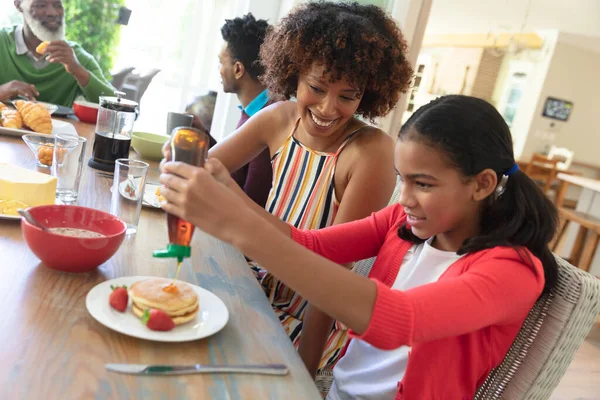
left=0, top=103, right=7, bottom=112
left=1, top=109, right=23, bottom=129
left=14, top=100, right=52, bottom=134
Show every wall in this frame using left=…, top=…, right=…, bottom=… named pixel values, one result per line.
left=519, top=34, right=600, bottom=165
left=378, top=0, right=432, bottom=138
left=405, top=47, right=483, bottom=112
left=418, top=47, right=484, bottom=96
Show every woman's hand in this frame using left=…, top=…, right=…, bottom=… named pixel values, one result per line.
left=159, top=158, right=253, bottom=244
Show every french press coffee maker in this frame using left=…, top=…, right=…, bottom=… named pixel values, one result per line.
left=88, top=91, right=139, bottom=172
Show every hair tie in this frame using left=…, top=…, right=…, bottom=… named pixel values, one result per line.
left=505, top=164, right=519, bottom=176
left=495, top=164, right=519, bottom=199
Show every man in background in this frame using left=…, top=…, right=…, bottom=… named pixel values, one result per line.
left=0, top=0, right=115, bottom=107
left=219, top=13, right=272, bottom=208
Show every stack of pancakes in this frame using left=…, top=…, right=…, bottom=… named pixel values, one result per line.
left=129, top=278, right=199, bottom=325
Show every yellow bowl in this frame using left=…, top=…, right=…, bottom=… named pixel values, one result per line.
left=131, top=131, right=169, bottom=161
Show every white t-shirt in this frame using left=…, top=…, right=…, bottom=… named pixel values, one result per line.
left=327, top=237, right=464, bottom=400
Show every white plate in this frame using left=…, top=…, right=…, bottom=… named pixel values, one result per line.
left=0, top=118, right=78, bottom=138
left=38, top=102, right=59, bottom=115
left=143, top=183, right=161, bottom=208
left=0, top=212, right=21, bottom=221
left=110, top=182, right=161, bottom=209
left=0, top=198, right=63, bottom=221
left=86, top=276, right=229, bottom=342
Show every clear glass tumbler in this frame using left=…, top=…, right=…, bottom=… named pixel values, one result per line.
left=110, top=158, right=149, bottom=234
left=51, top=135, right=87, bottom=204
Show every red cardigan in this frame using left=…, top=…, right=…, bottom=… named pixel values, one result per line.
left=291, top=203, right=544, bottom=400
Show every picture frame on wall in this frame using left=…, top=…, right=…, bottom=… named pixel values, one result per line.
left=542, top=97, right=573, bottom=122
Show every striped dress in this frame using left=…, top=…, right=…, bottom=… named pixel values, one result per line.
left=252, top=118, right=364, bottom=380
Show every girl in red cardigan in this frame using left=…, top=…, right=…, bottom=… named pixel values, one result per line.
left=159, top=95, right=559, bottom=399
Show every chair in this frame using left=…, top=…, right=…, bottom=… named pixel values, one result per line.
left=474, top=256, right=600, bottom=399
left=117, top=68, right=161, bottom=104
left=352, top=176, right=401, bottom=277
left=551, top=208, right=600, bottom=272
left=547, top=146, right=575, bottom=170
left=524, top=153, right=561, bottom=194
left=186, top=91, right=217, bottom=132
left=110, top=66, right=135, bottom=91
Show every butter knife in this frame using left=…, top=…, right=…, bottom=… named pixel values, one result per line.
left=106, top=363, right=289, bottom=376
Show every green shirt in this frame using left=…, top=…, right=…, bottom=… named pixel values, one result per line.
left=0, top=26, right=116, bottom=107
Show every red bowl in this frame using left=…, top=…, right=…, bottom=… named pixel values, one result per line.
left=73, top=100, right=99, bottom=124
left=21, top=205, right=127, bottom=273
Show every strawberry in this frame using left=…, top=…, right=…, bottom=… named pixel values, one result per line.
left=141, top=309, right=175, bottom=331
left=109, top=285, right=128, bottom=312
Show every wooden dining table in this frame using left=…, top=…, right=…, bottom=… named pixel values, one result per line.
left=0, top=119, right=321, bottom=400
left=554, top=173, right=600, bottom=277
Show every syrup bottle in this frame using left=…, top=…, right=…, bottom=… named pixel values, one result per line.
left=153, top=127, right=209, bottom=290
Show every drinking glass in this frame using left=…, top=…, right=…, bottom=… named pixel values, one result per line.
left=51, top=135, right=87, bottom=204
left=110, top=159, right=149, bottom=234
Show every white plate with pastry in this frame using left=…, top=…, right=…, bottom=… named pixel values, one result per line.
left=0, top=199, right=30, bottom=220
left=21, top=101, right=74, bottom=117
left=143, top=183, right=162, bottom=208
left=37, top=102, right=59, bottom=115
left=86, top=276, right=229, bottom=342
left=0, top=118, right=77, bottom=138
left=0, top=100, right=77, bottom=138
left=0, top=198, right=64, bottom=221
left=109, top=182, right=162, bottom=209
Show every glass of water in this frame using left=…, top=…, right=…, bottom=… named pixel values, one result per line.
left=110, top=159, right=149, bottom=235
left=51, top=135, right=87, bottom=204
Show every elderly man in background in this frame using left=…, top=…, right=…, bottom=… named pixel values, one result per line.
left=0, top=0, right=115, bottom=107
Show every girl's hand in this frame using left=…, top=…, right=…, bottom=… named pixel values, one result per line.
left=159, top=141, right=171, bottom=172
left=203, top=158, right=236, bottom=187
left=159, top=159, right=253, bottom=244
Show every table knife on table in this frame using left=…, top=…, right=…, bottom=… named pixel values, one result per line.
left=106, top=363, right=289, bottom=376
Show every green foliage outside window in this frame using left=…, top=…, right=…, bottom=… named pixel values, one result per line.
left=63, top=0, right=125, bottom=77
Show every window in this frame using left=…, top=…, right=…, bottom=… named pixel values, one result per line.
left=501, top=72, right=527, bottom=127
left=115, top=0, right=234, bottom=131
left=0, top=0, right=22, bottom=26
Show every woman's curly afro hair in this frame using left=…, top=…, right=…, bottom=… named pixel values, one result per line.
left=259, top=1, right=413, bottom=121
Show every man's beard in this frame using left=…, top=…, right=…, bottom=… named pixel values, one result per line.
left=22, top=8, right=65, bottom=42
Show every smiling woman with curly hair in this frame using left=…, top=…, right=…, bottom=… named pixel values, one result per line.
left=260, top=1, right=412, bottom=121
left=161, top=2, right=413, bottom=392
